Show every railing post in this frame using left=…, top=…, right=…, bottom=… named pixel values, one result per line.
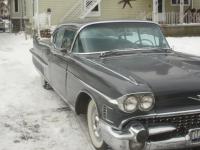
left=179, top=0, right=184, bottom=24
left=153, top=0, right=158, bottom=23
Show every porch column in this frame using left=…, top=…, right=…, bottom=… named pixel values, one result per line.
left=153, top=0, right=158, bottom=23
left=179, top=0, right=184, bottom=24
left=36, top=0, right=40, bottom=37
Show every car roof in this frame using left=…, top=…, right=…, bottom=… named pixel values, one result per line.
left=57, top=20, right=159, bottom=31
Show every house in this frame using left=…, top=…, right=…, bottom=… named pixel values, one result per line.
left=9, top=0, right=32, bottom=32
left=0, top=0, right=9, bottom=18
left=32, top=0, right=200, bottom=25
left=10, top=0, right=200, bottom=34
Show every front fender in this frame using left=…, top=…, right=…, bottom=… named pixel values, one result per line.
left=66, top=55, right=154, bottom=128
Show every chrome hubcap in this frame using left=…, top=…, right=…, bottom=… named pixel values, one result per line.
left=88, top=100, right=104, bottom=148
left=92, top=112, right=101, bottom=139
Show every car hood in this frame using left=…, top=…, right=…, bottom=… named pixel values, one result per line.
left=90, top=52, right=200, bottom=112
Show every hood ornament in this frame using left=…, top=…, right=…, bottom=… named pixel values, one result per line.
left=188, top=95, right=200, bottom=101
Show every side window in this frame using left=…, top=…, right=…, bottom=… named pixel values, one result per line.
left=14, top=0, right=19, bottom=12
left=53, top=29, right=64, bottom=49
left=61, top=29, right=75, bottom=50
left=73, top=36, right=84, bottom=53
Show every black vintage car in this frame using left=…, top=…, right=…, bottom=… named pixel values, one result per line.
left=31, top=20, right=200, bottom=150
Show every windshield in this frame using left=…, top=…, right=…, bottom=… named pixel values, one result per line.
left=73, top=22, right=170, bottom=53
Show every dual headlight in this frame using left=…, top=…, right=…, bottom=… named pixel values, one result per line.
left=118, top=93, right=155, bottom=113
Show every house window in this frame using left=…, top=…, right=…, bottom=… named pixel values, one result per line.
left=84, top=0, right=101, bottom=17
left=171, top=0, right=191, bottom=6
left=14, top=0, right=19, bottom=12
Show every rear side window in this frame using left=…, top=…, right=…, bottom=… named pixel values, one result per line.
left=53, top=29, right=64, bottom=49
left=61, top=29, right=75, bottom=50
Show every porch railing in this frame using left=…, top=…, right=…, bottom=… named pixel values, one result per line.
left=33, top=13, right=50, bottom=30
left=80, top=0, right=102, bottom=18
left=155, top=12, right=200, bottom=25
left=184, top=12, right=200, bottom=24
left=60, top=0, right=102, bottom=23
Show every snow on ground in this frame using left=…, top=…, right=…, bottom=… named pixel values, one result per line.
left=0, top=33, right=93, bottom=150
left=167, top=37, right=200, bottom=56
left=0, top=33, right=200, bottom=150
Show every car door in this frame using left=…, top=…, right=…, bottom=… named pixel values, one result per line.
left=50, top=26, right=75, bottom=99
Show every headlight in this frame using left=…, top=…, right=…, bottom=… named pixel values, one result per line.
left=124, top=96, right=138, bottom=112
left=118, top=93, right=155, bottom=113
left=139, top=95, right=155, bottom=111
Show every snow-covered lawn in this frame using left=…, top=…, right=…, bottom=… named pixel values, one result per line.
left=0, top=33, right=93, bottom=150
left=167, top=37, right=200, bottom=56
left=0, top=33, right=200, bottom=150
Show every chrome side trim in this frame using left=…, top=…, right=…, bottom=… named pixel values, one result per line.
left=188, top=96, right=200, bottom=102
left=32, top=57, right=75, bottom=112
left=32, top=53, right=48, bottom=66
left=85, top=58, right=140, bottom=85
left=77, top=78, right=118, bottom=105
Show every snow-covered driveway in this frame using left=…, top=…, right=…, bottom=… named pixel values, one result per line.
left=0, top=33, right=93, bottom=150
left=0, top=33, right=200, bottom=150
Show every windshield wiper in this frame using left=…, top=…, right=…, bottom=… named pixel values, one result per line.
left=99, top=49, right=123, bottom=58
left=153, top=48, right=173, bottom=53
left=137, top=47, right=172, bottom=53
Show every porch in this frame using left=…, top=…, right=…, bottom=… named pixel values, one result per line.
left=152, top=0, right=200, bottom=24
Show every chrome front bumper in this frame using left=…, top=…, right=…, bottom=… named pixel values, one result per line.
left=100, top=121, right=200, bottom=150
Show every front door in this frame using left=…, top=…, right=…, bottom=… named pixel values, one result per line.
left=50, top=27, right=75, bottom=99
left=50, top=27, right=68, bottom=98
left=158, top=0, right=165, bottom=22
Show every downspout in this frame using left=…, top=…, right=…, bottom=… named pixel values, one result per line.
left=20, top=0, right=23, bottom=31
left=192, top=0, right=194, bottom=9
left=36, top=0, right=40, bottom=37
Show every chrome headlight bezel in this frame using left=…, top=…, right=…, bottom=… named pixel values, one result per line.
left=139, top=95, right=155, bottom=112
left=118, top=93, right=155, bottom=113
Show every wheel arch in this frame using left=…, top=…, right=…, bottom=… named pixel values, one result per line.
left=75, top=90, right=95, bottom=115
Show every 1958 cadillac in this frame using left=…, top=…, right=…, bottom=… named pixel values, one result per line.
left=31, top=20, right=200, bottom=150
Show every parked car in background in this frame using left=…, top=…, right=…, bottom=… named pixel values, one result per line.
left=30, top=20, right=200, bottom=150
left=0, top=18, right=5, bottom=32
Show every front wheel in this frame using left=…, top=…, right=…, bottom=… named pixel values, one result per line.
left=87, top=99, right=107, bottom=150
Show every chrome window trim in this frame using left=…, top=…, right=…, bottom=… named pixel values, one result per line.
left=52, top=21, right=160, bottom=54
left=67, top=20, right=160, bottom=54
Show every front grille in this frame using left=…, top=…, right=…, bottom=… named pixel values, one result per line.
left=137, top=113, right=200, bottom=136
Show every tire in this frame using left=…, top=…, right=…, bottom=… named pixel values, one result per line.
left=87, top=99, right=107, bottom=150
left=41, top=76, right=52, bottom=90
